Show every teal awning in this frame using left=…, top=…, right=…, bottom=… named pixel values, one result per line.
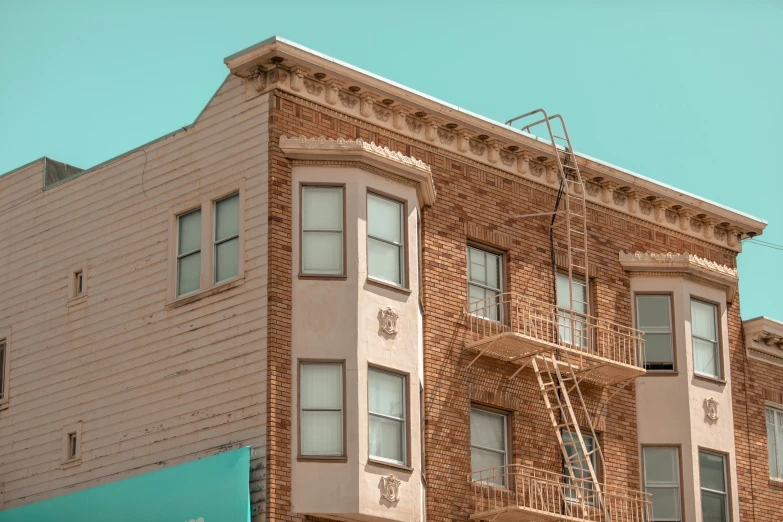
left=0, top=446, right=251, bottom=522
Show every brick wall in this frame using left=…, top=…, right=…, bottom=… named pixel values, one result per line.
left=731, top=314, right=783, bottom=522
left=265, top=89, right=744, bottom=522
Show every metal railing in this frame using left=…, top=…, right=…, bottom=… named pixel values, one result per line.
left=470, top=464, right=652, bottom=522
left=466, top=293, right=645, bottom=370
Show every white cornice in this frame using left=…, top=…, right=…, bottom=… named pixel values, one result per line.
left=279, top=135, right=436, bottom=206
left=618, top=251, right=739, bottom=302
left=743, top=316, right=783, bottom=367
left=224, top=37, right=766, bottom=251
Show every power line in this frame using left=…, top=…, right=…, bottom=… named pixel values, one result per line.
left=744, top=239, right=783, bottom=252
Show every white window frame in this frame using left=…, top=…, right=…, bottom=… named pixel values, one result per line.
left=636, top=294, right=675, bottom=372
left=367, top=192, right=405, bottom=287
left=301, top=185, right=345, bottom=276
left=299, top=361, right=345, bottom=458
left=470, top=406, right=509, bottom=486
left=556, top=273, right=589, bottom=348
left=0, top=331, right=9, bottom=408
left=767, top=406, right=783, bottom=480
left=467, top=246, right=503, bottom=322
left=368, top=367, right=408, bottom=466
left=643, top=446, right=682, bottom=522
left=176, top=208, right=202, bottom=298
left=699, top=449, right=730, bottom=522
left=213, top=192, right=240, bottom=285
left=691, top=298, right=721, bottom=379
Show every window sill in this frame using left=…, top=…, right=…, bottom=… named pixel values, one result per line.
left=693, top=373, right=727, bottom=386
left=367, top=458, right=414, bottom=473
left=166, top=277, right=245, bottom=309
left=297, top=455, right=348, bottom=463
left=0, top=401, right=8, bottom=412
left=60, top=458, right=82, bottom=469
left=643, top=370, right=679, bottom=377
left=298, top=273, right=348, bottom=281
left=366, top=278, right=411, bottom=296
left=769, top=478, right=783, bottom=489
left=67, top=294, right=88, bottom=307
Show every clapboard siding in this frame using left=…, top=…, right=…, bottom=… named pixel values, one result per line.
left=0, top=77, right=268, bottom=511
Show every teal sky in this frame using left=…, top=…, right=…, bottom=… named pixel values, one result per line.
left=1, top=1, right=781, bottom=319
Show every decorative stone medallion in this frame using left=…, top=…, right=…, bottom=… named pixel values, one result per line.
left=704, top=397, right=719, bottom=421
left=379, top=307, right=399, bottom=336
left=381, top=474, right=401, bottom=502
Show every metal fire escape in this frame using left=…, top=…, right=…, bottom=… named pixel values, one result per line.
left=465, top=110, right=650, bottom=521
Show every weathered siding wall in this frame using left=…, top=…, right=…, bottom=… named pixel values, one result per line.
left=0, top=76, right=269, bottom=514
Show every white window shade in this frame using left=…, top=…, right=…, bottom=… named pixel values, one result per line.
left=637, top=295, right=674, bottom=370
left=214, top=194, right=240, bottom=283
left=302, top=187, right=343, bottom=275
left=369, top=368, right=406, bottom=465
left=300, top=362, right=343, bottom=456
left=177, top=209, right=201, bottom=297
left=467, top=247, right=502, bottom=321
left=470, top=408, right=507, bottom=485
left=367, top=193, right=404, bottom=286
left=556, top=274, right=588, bottom=347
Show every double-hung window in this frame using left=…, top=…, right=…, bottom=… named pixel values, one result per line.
left=637, top=295, right=675, bottom=371
left=467, top=246, right=502, bottom=321
left=556, top=274, right=588, bottom=347
left=176, top=209, right=202, bottom=297
left=0, top=338, right=7, bottom=403
left=562, top=430, right=597, bottom=505
left=368, top=368, right=407, bottom=466
left=470, top=407, right=508, bottom=486
left=214, top=194, right=240, bottom=284
left=301, top=186, right=344, bottom=275
left=367, top=193, right=404, bottom=287
left=699, top=450, right=729, bottom=522
left=767, top=407, right=783, bottom=480
left=643, top=447, right=682, bottom=522
left=691, top=299, right=720, bottom=379
left=299, top=361, right=344, bottom=457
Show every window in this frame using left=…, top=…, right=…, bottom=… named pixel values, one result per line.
left=556, top=274, right=588, bottom=347
left=301, top=186, right=344, bottom=275
left=67, top=432, right=78, bottom=459
left=0, top=338, right=7, bottom=403
left=74, top=270, right=84, bottom=296
left=467, top=246, right=502, bottom=321
left=470, top=407, right=508, bottom=486
left=214, top=193, right=240, bottom=284
left=562, top=430, right=597, bottom=505
left=299, top=362, right=344, bottom=457
left=61, top=421, right=82, bottom=464
left=691, top=299, right=720, bottom=378
left=637, top=295, right=674, bottom=371
left=367, top=193, right=404, bottom=287
left=176, top=209, right=202, bottom=297
left=368, top=367, right=407, bottom=466
left=767, top=407, right=783, bottom=480
left=643, top=447, right=682, bottom=522
left=699, top=450, right=729, bottom=522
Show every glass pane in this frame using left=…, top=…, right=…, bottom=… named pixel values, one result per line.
left=699, top=452, right=726, bottom=492
left=301, top=363, right=342, bottom=409
left=369, top=369, right=404, bottom=418
left=368, top=193, right=402, bottom=243
left=694, top=338, right=719, bottom=377
left=777, top=426, right=783, bottom=480
left=215, top=237, right=239, bottom=283
left=0, top=345, right=5, bottom=398
left=468, top=247, right=487, bottom=285
left=303, top=187, right=342, bottom=231
left=178, top=209, right=201, bottom=255
left=369, top=415, right=404, bottom=463
left=644, top=448, right=678, bottom=485
left=692, top=300, right=718, bottom=341
left=649, top=487, right=681, bottom=521
left=701, top=490, right=727, bottom=522
left=471, top=447, right=505, bottom=477
left=301, top=410, right=342, bottom=456
left=645, top=333, right=674, bottom=364
left=470, top=409, right=505, bottom=451
left=215, top=194, right=239, bottom=241
left=637, top=295, right=672, bottom=331
left=177, top=252, right=200, bottom=296
left=368, top=237, right=401, bottom=285
left=302, top=231, right=343, bottom=275
left=556, top=273, right=586, bottom=313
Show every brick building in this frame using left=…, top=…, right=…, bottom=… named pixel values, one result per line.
left=0, top=36, right=779, bottom=522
